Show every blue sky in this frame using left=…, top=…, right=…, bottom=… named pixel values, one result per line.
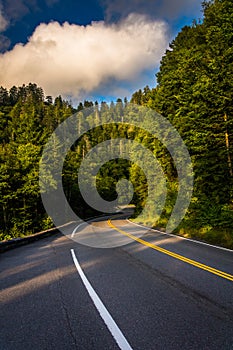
left=0, top=0, right=203, bottom=103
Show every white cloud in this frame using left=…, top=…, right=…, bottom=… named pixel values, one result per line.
left=0, top=14, right=168, bottom=98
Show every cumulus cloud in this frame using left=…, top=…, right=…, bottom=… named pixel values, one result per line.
left=0, top=14, right=168, bottom=98
left=102, top=0, right=203, bottom=21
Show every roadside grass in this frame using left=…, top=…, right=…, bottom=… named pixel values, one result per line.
left=176, top=224, right=233, bottom=250
left=130, top=216, right=233, bottom=250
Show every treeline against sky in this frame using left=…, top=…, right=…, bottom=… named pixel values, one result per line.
left=0, top=0, right=233, bottom=247
left=0, top=86, right=163, bottom=239
left=131, top=0, right=233, bottom=247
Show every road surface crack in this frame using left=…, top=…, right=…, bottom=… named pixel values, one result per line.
left=51, top=242, right=79, bottom=350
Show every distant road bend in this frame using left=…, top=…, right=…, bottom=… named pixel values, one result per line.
left=1, top=214, right=233, bottom=350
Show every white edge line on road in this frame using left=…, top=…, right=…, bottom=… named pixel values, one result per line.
left=71, top=215, right=115, bottom=238
left=71, top=222, right=86, bottom=238
left=126, top=219, right=233, bottom=253
left=70, top=249, right=133, bottom=350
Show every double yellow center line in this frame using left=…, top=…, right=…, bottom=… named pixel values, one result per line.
left=108, top=219, right=233, bottom=282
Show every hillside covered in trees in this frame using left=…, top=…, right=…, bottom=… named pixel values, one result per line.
left=0, top=0, right=233, bottom=248
left=131, top=0, right=233, bottom=247
left=0, top=84, right=75, bottom=239
left=0, top=85, right=165, bottom=240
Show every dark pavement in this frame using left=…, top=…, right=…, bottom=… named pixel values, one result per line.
left=1, top=218, right=233, bottom=349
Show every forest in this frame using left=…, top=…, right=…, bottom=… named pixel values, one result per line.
left=0, top=0, right=233, bottom=248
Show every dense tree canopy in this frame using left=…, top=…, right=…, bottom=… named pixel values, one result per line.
left=0, top=0, right=233, bottom=248
left=130, top=0, right=233, bottom=246
left=0, top=84, right=74, bottom=238
left=0, top=85, right=157, bottom=239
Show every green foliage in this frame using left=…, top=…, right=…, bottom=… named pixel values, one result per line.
left=1, top=1, right=233, bottom=248
left=0, top=83, right=74, bottom=240
left=131, top=0, right=233, bottom=247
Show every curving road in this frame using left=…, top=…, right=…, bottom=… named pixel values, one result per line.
left=1, top=215, right=233, bottom=350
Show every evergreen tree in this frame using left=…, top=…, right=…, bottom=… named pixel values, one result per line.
left=137, top=0, right=233, bottom=238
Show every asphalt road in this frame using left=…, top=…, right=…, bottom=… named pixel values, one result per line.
left=1, top=216, right=233, bottom=350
